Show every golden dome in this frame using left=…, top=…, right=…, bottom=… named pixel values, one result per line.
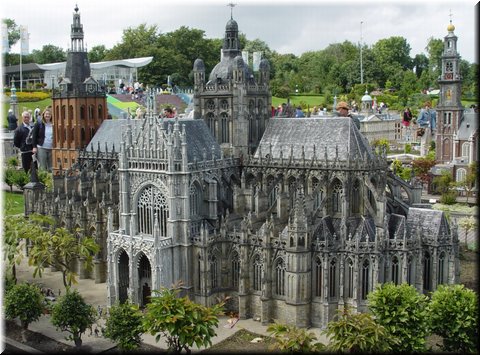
left=447, top=22, right=455, bottom=32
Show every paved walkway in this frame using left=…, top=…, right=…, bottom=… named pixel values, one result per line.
left=8, top=257, right=329, bottom=353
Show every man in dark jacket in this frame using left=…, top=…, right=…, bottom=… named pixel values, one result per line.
left=13, top=111, right=34, bottom=173
left=7, top=109, right=17, bottom=131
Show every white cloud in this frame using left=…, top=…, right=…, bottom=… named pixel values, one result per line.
left=1, top=0, right=477, bottom=63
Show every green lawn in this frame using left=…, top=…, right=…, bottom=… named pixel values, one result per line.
left=272, top=95, right=326, bottom=109
left=3, top=191, right=25, bottom=216
left=3, top=98, right=52, bottom=128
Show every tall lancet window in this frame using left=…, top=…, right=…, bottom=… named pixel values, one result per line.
left=137, top=185, right=169, bottom=237
left=231, top=251, right=240, bottom=290
left=274, top=258, right=286, bottom=296
left=189, top=183, right=201, bottom=217
left=220, top=112, right=229, bottom=143
left=351, top=179, right=361, bottom=213
left=252, top=254, right=262, bottom=292
left=332, top=179, right=343, bottom=213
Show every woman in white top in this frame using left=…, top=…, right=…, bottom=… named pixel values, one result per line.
left=32, top=108, right=54, bottom=172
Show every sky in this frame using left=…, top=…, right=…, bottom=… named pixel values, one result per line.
left=1, top=0, right=478, bottom=63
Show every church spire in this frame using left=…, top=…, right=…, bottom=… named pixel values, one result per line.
left=70, top=4, right=85, bottom=52
left=222, top=4, right=240, bottom=56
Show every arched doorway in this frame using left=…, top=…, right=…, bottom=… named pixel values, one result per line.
left=137, top=253, right=152, bottom=308
left=118, top=250, right=129, bottom=304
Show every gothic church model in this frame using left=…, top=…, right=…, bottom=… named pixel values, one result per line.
left=25, top=8, right=460, bottom=328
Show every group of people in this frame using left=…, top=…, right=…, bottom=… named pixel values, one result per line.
left=12, top=106, right=54, bottom=174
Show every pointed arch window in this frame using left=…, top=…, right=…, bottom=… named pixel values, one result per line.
left=252, top=254, right=262, bottom=292
left=437, top=252, right=447, bottom=285
left=189, top=183, right=201, bottom=217
left=314, top=256, right=322, bottom=297
left=231, top=252, right=240, bottom=290
left=332, top=180, right=343, bottom=213
left=345, top=258, right=354, bottom=298
left=206, top=112, right=215, bottom=138
left=137, top=185, right=169, bottom=237
left=196, top=254, right=201, bottom=291
left=329, top=259, right=337, bottom=298
left=98, top=104, right=103, bottom=119
left=210, top=255, right=218, bottom=289
left=361, top=259, right=370, bottom=300
left=423, top=251, right=432, bottom=292
left=274, top=258, right=286, bottom=296
left=220, top=112, right=229, bottom=143
left=392, top=256, right=400, bottom=285
left=351, top=179, right=361, bottom=213
left=407, top=255, right=414, bottom=285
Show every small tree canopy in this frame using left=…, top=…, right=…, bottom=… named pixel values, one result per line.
left=4, top=282, right=44, bottom=330
left=143, top=282, right=225, bottom=353
left=104, top=300, right=144, bottom=351
left=50, top=289, right=97, bottom=347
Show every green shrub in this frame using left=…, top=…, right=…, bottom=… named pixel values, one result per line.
left=325, top=307, right=397, bottom=353
left=104, top=300, right=144, bottom=351
left=368, top=283, right=429, bottom=352
left=6, top=156, right=19, bottom=168
left=4, top=282, right=44, bottom=332
left=13, top=169, right=30, bottom=190
left=143, top=282, right=225, bottom=353
left=51, top=289, right=97, bottom=347
left=428, top=284, right=478, bottom=353
left=267, top=322, right=325, bottom=352
left=440, top=191, right=457, bottom=205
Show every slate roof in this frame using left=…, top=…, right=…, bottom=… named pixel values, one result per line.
left=406, top=208, right=450, bottom=239
left=87, top=118, right=221, bottom=162
left=458, top=110, right=478, bottom=140
left=254, top=117, right=375, bottom=162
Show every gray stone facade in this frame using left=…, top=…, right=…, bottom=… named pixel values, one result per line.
left=25, top=15, right=460, bottom=329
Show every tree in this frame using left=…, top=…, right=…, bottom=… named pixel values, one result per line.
left=2, top=18, right=20, bottom=50
left=143, top=282, right=225, bottom=353
left=267, top=322, right=325, bottom=352
left=427, top=284, right=478, bottom=353
left=456, top=162, right=477, bottom=203
left=24, top=213, right=99, bottom=289
left=458, top=216, right=477, bottom=247
left=324, top=307, right=397, bottom=353
left=411, top=155, right=436, bottom=189
left=4, top=282, right=45, bottom=342
left=371, top=36, right=412, bottom=87
left=371, top=138, right=389, bottom=154
left=104, top=300, right=144, bottom=351
left=30, top=45, right=66, bottom=64
left=4, top=167, right=17, bottom=192
left=88, top=45, right=108, bottom=63
left=433, top=169, right=456, bottom=204
left=425, top=37, right=443, bottom=80
left=50, top=289, right=97, bottom=347
left=3, top=215, right=27, bottom=283
left=367, top=283, right=429, bottom=353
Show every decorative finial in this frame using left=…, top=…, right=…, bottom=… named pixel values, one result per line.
left=75, top=4, right=79, bottom=13
left=227, top=3, right=236, bottom=19
left=449, top=8, right=452, bottom=23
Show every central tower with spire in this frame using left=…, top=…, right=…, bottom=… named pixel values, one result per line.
left=51, top=5, right=107, bottom=173
left=192, top=8, right=271, bottom=159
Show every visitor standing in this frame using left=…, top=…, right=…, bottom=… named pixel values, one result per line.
left=295, top=106, right=305, bottom=118
left=13, top=111, right=34, bottom=173
left=32, top=108, right=54, bottom=172
left=402, top=107, right=413, bottom=126
left=336, top=101, right=360, bottom=129
left=7, top=109, right=17, bottom=131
